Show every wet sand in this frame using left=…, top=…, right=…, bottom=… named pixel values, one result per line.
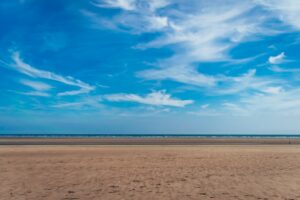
left=0, top=141, right=300, bottom=199
left=1, top=137, right=300, bottom=145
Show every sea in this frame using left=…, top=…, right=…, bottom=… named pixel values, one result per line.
left=0, top=133, right=300, bottom=138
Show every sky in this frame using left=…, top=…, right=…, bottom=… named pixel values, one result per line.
left=1, top=0, right=300, bottom=134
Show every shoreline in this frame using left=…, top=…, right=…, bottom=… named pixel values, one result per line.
left=1, top=137, right=300, bottom=145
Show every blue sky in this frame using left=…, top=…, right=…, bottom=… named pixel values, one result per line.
left=1, top=0, right=300, bottom=134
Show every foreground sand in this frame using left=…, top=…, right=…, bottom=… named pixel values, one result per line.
left=0, top=145, right=300, bottom=200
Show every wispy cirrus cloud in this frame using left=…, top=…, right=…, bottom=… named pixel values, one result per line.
left=256, top=0, right=300, bottom=29
left=20, top=79, right=52, bottom=91
left=92, top=0, right=137, bottom=11
left=222, top=87, right=300, bottom=116
left=189, top=86, right=300, bottom=117
left=19, top=79, right=52, bottom=97
left=104, top=90, right=193, bottom=107
left=140, top=67, right=283, bottom=96
left=20, top=91, right=50, bottom=97
left=270, top=66, right=300, bottom=73
left=51, top=96, right=103, bottom=109
left=11, top=52, right=94, bottom=96
left=90, top=0, right=171, bottom=33
left=261, top=86, right=283, bottom=94
left=57, top=89, right=92, bottom=97
left=3, top=0, right=300, bottom=134
left=89, top=0, right=299, bottom=118
left=137, top=65, right=216, bottom=87
left=212, top=69, right=283, bottom=95
left=92, top=0, right=283, bottom=93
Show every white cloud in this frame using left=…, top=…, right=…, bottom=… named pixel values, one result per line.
left=85, top=0, right=300, bottom=114
left=241, top=89, right=300, bottom=114
left=90, top=0, right=171, bottom=33
left=93, top=0, right=284, bottom=92
left=94, top=0, right=170, bottom=12
left=20, top=79, right=52, bottom=91
left=51, top=96, right=103, bottom=109
left=223, top=102, right=250, bottom=115
left=57, top=89, right=91, bottom=97
left=52, top=102, right=88, bottom=108
left=213, top=69, right=282, bottom=95
left=201, top=104, right=210, bottom=109
left=139, top=67, right=283, bottom=96
left=191, top=87, right=300, bottom=116
left=21, top=91, right=50, bottom=97
left=262, top=86, right=283, bottom=94
left=212, top=86, right=300, bottom=116
left=93, top=0, right=137, bottom=11
left=112, top=13, right=169, bottom=33
left=190, top=86, right=300, bottom=116
left=268, top=52, right=285, bottom=64
left=12, top=52, right=94, bottom=96
left=147, top=0, right=170, bottom=11
left=256, top=0, right=300, bottom=29
left=270, top=66, right=300, bottom=73
left=104, top=90, right=193, bottom=107
left=137, top=65, right=216, bottom=87
left=135, top=1, right=264, bottom=63
left=147, top=16, right=168, bottom=30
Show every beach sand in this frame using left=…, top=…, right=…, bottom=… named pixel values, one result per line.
left=0, top=143, right=300, bottom=200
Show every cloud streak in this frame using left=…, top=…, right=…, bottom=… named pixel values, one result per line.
left=256, top=0, right=300, bottom=29
left=93, top=0, right=284, bottom=93
left=20, top=91, right=50, bottom=97
left=270, top=66, right=300, bottom=73
left=104, top=90, right=193, bottom=107
left=12, top=52, right=94, bottom=96
left=20, top=79, right=52, bottom=91
left=92, top=0, right=137, bottom=11
left=137, top=65, right=216, bottom=87
left=19, top=79, right=52, bottom=97
left=224, top=88, right=300, bottom=116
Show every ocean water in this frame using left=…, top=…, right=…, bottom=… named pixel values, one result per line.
left=0, top=133, right=300, bottom=138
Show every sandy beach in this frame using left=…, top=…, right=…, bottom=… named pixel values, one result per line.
left=0, top=141, right=300, bottom=200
